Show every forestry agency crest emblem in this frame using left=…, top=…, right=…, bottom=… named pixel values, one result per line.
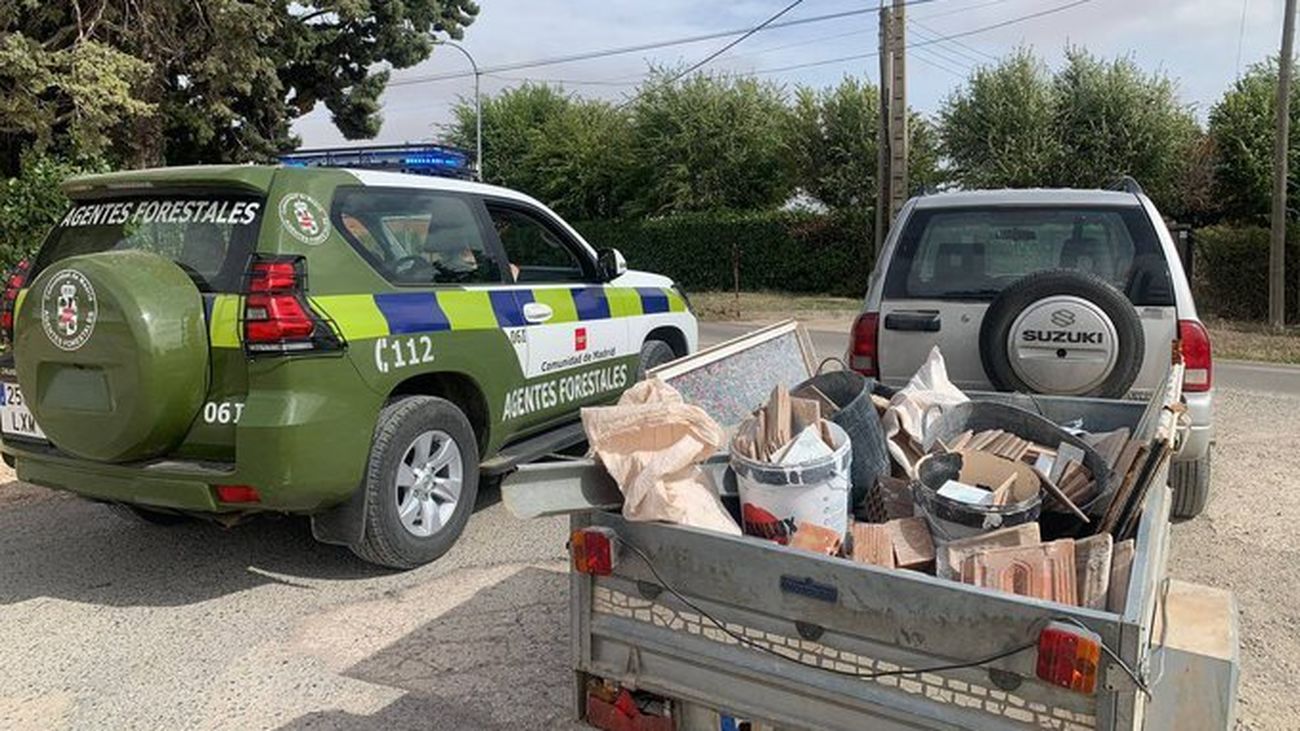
left=41, top=269, right=97, bottom=351
left=278, top=192, right=331, bottom=245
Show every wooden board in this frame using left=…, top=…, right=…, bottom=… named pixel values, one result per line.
left=850, top=522, right=895, bottom=568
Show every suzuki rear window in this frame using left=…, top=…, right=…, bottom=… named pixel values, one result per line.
left=883, top=206, right=1175, bottom=306
left=32, top=193, right=264, bottom=292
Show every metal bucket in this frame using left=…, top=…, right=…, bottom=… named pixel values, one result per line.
left=913, top=451, right=1043, bottom=544
left=794, top=370, right=890, bottom=510
left=731, top=421, right=852, bottom=544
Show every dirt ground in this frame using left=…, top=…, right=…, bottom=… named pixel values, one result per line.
left=0, top=385, right=1296, bottom=728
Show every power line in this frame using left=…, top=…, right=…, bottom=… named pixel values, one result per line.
left=906, top=26, right=980, bottom=69
left=746, top=0, right=1093, bottom=77
left=911, top=47, right=970, bottom=78
left=910, top=18, right=999, bottom=63
left=656, top=0, right=808, bottom=87
left=388, top=0, right=953, bottom=88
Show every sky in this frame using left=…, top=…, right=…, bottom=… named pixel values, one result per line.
left=291, top=0, right=1289, bottom=149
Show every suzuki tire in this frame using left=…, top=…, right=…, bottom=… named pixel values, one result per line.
left=1169, top=452, right=1211, bottom=519
left=352, top=396, right=479, bottom=569
left=979, top=270, right=1144, bottom=399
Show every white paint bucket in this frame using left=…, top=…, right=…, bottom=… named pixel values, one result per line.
left=731, top=422, right=852, bottom=545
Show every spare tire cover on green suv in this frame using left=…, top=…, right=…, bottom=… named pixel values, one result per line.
left=15, top=250, right=209, bottom=462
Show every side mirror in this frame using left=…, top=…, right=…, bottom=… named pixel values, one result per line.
left=597, top=248, right=627, bottom=281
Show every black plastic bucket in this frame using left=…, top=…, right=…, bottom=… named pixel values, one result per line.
left=920, top=400, right=1113, bottom=538
left=913, top=451, right=1042, bottom=544
left=794, top=370, right=890, bottom=510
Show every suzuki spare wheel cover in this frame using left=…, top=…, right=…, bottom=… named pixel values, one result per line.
left=1006, top=295, right=1119, bottom=395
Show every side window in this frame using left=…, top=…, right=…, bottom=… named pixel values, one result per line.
left=333, top=187, right=503, bottom=285
left=486, top=204, right=593, bottom=284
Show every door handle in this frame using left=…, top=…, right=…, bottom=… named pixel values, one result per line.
left=522, top=302, right=554, bottom=324
left=884, top=312, right=941, bottom=332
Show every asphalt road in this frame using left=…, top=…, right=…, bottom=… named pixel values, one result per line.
left=0, top=324, right=1296, bottom=729
left=698, top=321, right=1300, bottom=395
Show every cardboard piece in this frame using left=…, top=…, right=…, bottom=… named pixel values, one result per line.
left=956, top=450, right=1040, bottom=504
left=775, top=425, right=834, bottom=465
left=938, top=523, right=1041, bottom=580
left=789, top=521, right=843, bottom=556
left=887, top=516, right=936, bottom=570
left=850, top=522, right=895, bottom=568
left=1074, top=533, right=1114, bottom=610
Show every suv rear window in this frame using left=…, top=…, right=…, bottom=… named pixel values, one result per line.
left=33, top=193, right=264, bottom=292
left=884, top=206, right=1174, bottom=306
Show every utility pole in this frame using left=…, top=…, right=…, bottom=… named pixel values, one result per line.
left=874, top=0, right=908, bottom=256
left=888, top=0, right=909, bottom=223
left=874, top=3, right=891, bottom=257
left=1270, top=0, right=1296, bottom=328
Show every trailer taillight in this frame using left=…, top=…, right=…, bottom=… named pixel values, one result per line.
left=1036, top=622, right=1101, bottom=694
left=570, top=527, right=619, bottom=576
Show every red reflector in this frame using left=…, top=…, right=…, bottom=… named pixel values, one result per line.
left=571, top=527, right=619, bottom=576
left=214, top=484, right=261, bottom=503
left=0, top=312, right=11, bottom=330
left=850, top=312, right=880, bottom=377
left=1177, top=319, right=1212, bottom=392
left=1036, top=622, right=1101, bottom=694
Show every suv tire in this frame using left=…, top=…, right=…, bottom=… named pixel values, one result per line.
left=979, top=270, right=1144, bottom=398
left=1169, top=452, right=1211, bottom=519
left=636, top=339, right=677, bottom=380
left=351, top=396, right=480, bottom=569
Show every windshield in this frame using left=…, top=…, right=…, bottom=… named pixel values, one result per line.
left=884, top=205, right=1174, bottom=306
left=33, top=193, right=265, bottom=292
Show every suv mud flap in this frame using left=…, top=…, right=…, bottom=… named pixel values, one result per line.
left=310, top=483, right=368, bottom=547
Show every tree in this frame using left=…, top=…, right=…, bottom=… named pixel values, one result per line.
left=786, top=77, right=941, bottom=210
left=940, top=50, right=1060, bottom=189
left=1050, top=48, right=1199, bottom=214
left=1208, top=59, right=1300, bottom=223
left=1, top=0, right=479, bottom=173
left=627, top=72, right=794, bottom=214
left=446, top=83, right=574, bottom=196
left=520, top=100, right=635, bottom=220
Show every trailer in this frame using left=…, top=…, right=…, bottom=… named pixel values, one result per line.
left=502, top=363, right=1239, bottom=730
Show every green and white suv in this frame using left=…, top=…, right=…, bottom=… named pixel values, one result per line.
left=0, top=165, right=696, bottom=568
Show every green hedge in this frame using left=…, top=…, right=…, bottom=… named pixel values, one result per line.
left=1194, top=224, right=1300, bottom=320
left=574, top=209, right=874, bottom=297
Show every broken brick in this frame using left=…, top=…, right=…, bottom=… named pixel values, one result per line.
left=938, top=523, right=1041, bottom=580
left=789, top=522, right=843, bottom=556
left=959, top=539, right=1078, bottom=606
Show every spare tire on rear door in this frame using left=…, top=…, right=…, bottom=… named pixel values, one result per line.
left=978, top=270, right=1144, bottom=399
left=15, top=251, right=209, bottom=462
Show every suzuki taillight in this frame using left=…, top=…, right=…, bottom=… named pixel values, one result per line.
left=1035, top=622, right=1101, bottom=694
left=0, top=259, right=31, bottom=345
left=243, top=257, right=339, bottom=354
left=849, top=312, right=880, bottom=377
left=1178, top=319, right=1212, bottom=392
left=570, top=527, right=619, bottom=576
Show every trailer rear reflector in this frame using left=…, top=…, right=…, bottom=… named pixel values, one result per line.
left=1036, top=621, right=1101, bottom=694
left=571, top=527, right=619, bottom=576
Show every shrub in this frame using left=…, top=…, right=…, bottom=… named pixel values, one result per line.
left=0, top=155, right=103, bottom=272
left=574, top=209, right=873, bottom=298
left=1194, top=225, right=1300, bottom=321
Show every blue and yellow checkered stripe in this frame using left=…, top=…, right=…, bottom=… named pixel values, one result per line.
left=202, top=286, right=687, bottom=347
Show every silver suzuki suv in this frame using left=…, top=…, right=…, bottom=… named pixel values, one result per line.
left=850, top=184, right=1213, bottom=518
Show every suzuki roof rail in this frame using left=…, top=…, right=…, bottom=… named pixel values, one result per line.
left=1104, top=175, right=1145, bottom=196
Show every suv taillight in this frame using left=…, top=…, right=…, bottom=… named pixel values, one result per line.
left=1178, top=319, right=1212, bottom=392
left=0, top=259, right=31, bottom=345
left=243, top=257, right=340, bottom=354
left=849, top=312, right=880, bottom=377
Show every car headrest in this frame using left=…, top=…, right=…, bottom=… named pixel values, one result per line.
left=1059, top=236, right=1113, bottom=280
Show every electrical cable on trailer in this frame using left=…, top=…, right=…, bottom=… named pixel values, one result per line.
left=619, top=537, right=1149, bottom=693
